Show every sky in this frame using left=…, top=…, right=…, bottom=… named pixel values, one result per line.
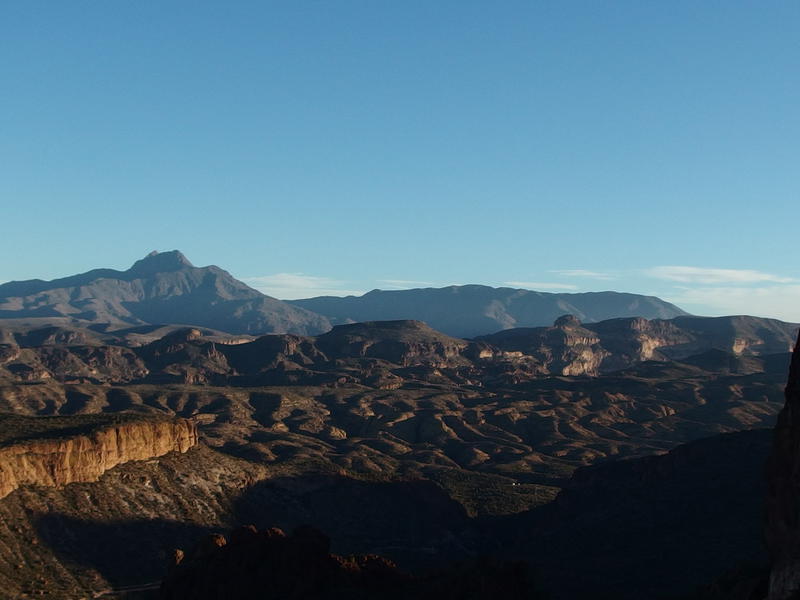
left=1, top=2, right=798, bottom=320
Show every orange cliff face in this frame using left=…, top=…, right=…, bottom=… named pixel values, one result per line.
left=0, top=418, right=197, bottom=499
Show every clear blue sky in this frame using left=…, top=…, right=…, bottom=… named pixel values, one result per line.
left=2, top=2, right=798, bottom=320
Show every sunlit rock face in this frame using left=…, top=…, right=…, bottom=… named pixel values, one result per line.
left=767, top=332, right=800, bottom=599
left=0, top=416, right=197, bottom=499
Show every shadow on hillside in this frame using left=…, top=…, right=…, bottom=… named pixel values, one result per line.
left=35, top=514, right=213, bottom=589
left=34, top=474, right=483, bottom=590
left=231, top=475, right=480, bottom=569
left=488, top=429, right=774, bottom=600
left=32, top=426, right=775, bottom=600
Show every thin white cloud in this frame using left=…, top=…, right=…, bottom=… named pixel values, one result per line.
left=504, top=281, right=579, bottom=291
left=551, top=269, right=616, bottom=280
left=646, top=266, right=793, bottom=285
left=242, top=273, right=365, bottom=300
left=377, top=279, right=435, bottom=289
left=663, top=285, right=800, bottom=322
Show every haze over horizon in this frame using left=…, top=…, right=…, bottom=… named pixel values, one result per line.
left=0, top=248, right=797, bottom=323
left=2, top=3, right=798, bottom=321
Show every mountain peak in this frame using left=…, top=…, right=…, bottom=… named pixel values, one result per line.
left=128, top=250, right=194, bottom=274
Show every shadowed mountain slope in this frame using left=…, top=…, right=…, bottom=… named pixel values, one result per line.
left=0, top=251, right=330, bottom=336
left=767, top=331, right=800, bottom=600
left=499, top=429, right=773, bottom=600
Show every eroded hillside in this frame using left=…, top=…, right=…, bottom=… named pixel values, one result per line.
left=0, top=317, right=793, bottom=598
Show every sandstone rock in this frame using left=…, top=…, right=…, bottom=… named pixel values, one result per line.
left=0, top=415, right=197, bottom=499
left=190, top=533, right=227, bottom=560
left=168, top=548, right=185, bottom=568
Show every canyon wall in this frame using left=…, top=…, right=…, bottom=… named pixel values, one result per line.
left=0, top=417, right=197, bottom=499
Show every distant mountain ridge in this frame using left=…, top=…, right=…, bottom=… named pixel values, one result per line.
left=0, top=251, right=330, bottom=335
left=0, top=252, right=692, bottom=338
left=289, top=284, right=690, bottom=338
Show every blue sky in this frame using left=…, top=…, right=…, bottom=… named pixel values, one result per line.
left=1, top=2, right=798, bottom=320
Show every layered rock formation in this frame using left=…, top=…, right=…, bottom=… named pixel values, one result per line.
left=1, top=315, right=795, bottom=386
left=315, top=320, right=470, bottom=367
left=0, top=444, right=270, bottom=597
left=480, top=314, right=797, bottom=376
left=0, top=414, right=197, bottom=499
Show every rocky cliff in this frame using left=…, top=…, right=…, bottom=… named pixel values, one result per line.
left=481, top=314, right=797, bottom=377
left=0, top=414, right=197, bottom=499
left=767, top=332, right=800, bottom=599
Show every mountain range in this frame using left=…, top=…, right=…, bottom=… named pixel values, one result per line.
left=290, top=285, right=689, bottom=338
left=0, top=251, right=330, bottom=336
left=0, top=250, right=689, bottom=338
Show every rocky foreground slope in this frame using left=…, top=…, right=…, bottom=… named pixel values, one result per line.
left=153, top=429, right=773, bottom=600
left=0, top=445, right=268, bottom=598
left=0, top=419, right=775, bottom=599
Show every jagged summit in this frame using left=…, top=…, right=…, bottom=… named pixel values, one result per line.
left=128, top=250, right=195, bottom=274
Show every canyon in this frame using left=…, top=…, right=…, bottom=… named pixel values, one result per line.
left=0, top=313, right=794, bottom=598
left=0, top=253, right=797, bottom=598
